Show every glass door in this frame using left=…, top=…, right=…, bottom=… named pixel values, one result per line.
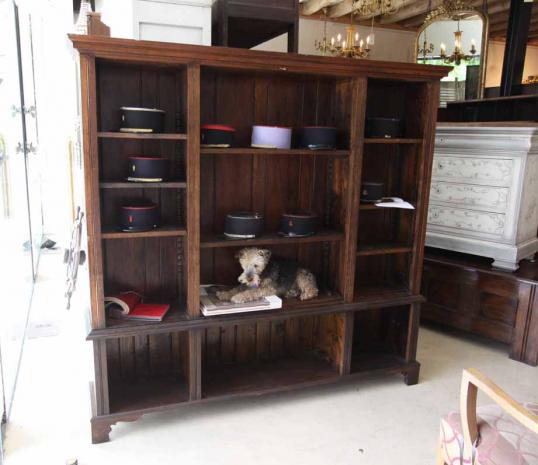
left=16, top=4, right=43, bottom=270
left=0, top=0, right=42, bottom=438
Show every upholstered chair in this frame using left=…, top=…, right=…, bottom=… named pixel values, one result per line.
left=437, top=368, right=538, bottom=465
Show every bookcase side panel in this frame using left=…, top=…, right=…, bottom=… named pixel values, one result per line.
left=80, top=54, right=106, bottom=329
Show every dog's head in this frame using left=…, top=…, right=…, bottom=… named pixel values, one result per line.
left=235, top=247, right=271, bottom=287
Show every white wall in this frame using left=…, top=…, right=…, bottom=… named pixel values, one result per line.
left=254, top=17, right=416, bottom=63
left=486, top=40, right=538, bottom=88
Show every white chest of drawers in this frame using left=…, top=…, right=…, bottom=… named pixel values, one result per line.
left=426, top=123, right=538, bottom=270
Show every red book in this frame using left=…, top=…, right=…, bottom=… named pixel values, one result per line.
left=104, top=291, right=170, bottom=321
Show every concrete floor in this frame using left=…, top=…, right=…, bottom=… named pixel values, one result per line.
left=4, top=253, right=538, bottom=465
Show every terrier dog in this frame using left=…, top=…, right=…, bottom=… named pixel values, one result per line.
left=216, top=247, right=319, bottom=304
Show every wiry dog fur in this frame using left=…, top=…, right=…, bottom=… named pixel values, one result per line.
left=216, top=247, right=319, bottom=304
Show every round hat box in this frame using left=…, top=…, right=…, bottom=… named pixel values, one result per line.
left=224, top=212, right=264, bottom=239
left=127, top=157, right=169, bottom=182
left=120, top=203, right=160, bottom=232
left=279, top=212, right=318, bottom=237
left=251, top=125, right=292, bottom=149
left=360, top=182, right=384, bottom=203
left=300, top=126, right=337, bottom=150
left=201, top=124, right=236, bottom=147
left=365, top=117, right=402, bottom=139
left=119, top=107, right=165, bottom=134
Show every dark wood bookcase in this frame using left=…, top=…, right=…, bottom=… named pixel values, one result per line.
left=70, top=34, right=447, bottom=443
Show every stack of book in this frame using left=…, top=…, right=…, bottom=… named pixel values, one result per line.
left=200, top=285, right=282, bottom=317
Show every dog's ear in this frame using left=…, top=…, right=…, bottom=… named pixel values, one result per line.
left=258, top=249, right=271, bottom=261
left=235, top=248, right=245, bottom=260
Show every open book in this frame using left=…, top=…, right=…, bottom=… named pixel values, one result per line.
left=200, top=285, right=282, bottom=317
left=105, top=291, right=170, bottom=321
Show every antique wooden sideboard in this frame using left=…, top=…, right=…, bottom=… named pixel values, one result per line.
left=70, top=34, right=447, bottom=443
left=422, top=247, right=538, bottom=366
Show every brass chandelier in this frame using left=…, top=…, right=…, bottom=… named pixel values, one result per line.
left=314, top=6, right=375, bottom=59
left=439, top=19, right=477, bottom=65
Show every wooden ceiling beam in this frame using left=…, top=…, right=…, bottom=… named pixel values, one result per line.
left=328, top=0, right=354, bottom=18
left=490, top=14, right=538, bottom=35
left=379, top=0, right=442, bottom=24
left=382, top=0, right=504, bottom=28
left=400, top=12, right=428, bottom=28
left=301, top=0, right=343, bottom=16
left=326, top=0, right=385, bottom=19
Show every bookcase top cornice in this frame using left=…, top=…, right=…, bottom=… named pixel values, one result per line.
left=69, top=34, right=449, bottom=81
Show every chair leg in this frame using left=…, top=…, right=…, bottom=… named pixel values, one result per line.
left=436, top=437, right=445, bottom=465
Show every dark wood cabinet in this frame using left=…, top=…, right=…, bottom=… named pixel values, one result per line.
left=212, top=0, right=299, bottom=51
left=422, top=248, right=538, bottom=366
left=70, top=34, right=447, bottom=443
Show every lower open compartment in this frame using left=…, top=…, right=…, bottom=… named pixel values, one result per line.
left=354, top=254, right=412, bottom=301
left=105, top=330, right=192, bottom=413
left=350, top=305, right=411, bottom=374
left=200, top=313, right=347, bottom=399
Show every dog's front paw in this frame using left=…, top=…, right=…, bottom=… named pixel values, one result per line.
left=230, top=293, right=247, bottom=304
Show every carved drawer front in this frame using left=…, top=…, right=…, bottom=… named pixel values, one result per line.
left=430, top=181, right=510, bottom=211
left=428, top=205, right=506, bottom=236
left=432, top=156, right=514, bottom=186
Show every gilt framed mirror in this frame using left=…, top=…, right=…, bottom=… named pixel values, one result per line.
left=415, top=1, right=489, bottom=105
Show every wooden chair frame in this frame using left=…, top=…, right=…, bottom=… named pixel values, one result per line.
left=438, top=368, right=538, bottom=465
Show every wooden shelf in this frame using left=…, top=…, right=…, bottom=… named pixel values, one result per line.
left=364, top=138, right=423, bottom=144
left=98, top=131, right=187, bottom=140
left=357, top=243, right=412, bottom=256
left=103, top=302, right=189, bottom=332
left=203, top=354, right=340, bottom=400
left=87, top=291, right=428, bottom=340
left=101, top=226, right=186, bottom=239
left=200, top=147, right=349, bottom=157
left=109, top=374, right=189, bottom=414
left=88, top=293, right=344, bottom=340
left=200, top=229, right=344, bottom=248
left=100, top=181, right=186, bottom=189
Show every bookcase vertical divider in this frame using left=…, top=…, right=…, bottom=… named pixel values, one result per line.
left=341, top=77, right=367, bottom=301
left=409, top=81, right=440, bottom=294
left=186, top=64, right=202, bottom=399
left=186, top=63, right=201, bottom=317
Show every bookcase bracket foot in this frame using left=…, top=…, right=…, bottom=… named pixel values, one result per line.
left=91, top=413, right=142, bottom=444
left=403, top=362, right=420, bottom=386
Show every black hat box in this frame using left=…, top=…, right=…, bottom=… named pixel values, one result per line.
left=224, top=212, right=264, bottom=239
left=360, top=182, right=384, bottom=203
left=365, top=117, right=402, bottom=139
left=300, top=126, right=338, bottom=150
left=120, top=203, right=160, bottom=232
left=127, top=157, right=169, bottom=182
left=279, top=212, right=318, bottom=237
left=201, top=124, right=236, bottom=147
left=119, top=107, right=165, bottom=134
